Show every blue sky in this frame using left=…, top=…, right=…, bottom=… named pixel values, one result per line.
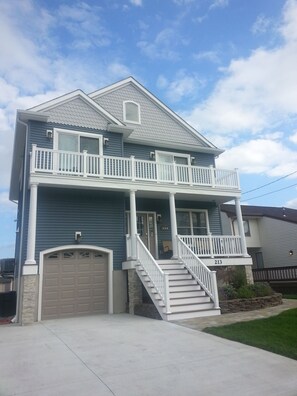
left=1, top=0, right=297, bottom=257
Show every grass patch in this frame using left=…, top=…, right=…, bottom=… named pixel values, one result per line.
left=282, top=294, right=297, bottom=299
left=204, top=308, right=297, bottom=360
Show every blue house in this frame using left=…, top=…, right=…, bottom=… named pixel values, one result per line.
left=10, top=77, right=252, bottom=324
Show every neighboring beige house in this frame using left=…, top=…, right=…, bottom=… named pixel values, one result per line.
left=221, top=205, right=297, bottom=269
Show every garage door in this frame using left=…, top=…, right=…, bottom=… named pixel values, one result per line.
left=42, top=249, right=108, bottom=320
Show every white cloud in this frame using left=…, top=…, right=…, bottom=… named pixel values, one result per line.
left=289, top=130, right=297, bottom=144
left=130, top=0, right=143, bottom=6
left=137, top=28, right=182, bottom=60
left=193, top=50, right=220, bottom=63
left=186, top=0, right=297, bottom=138
left=251, top=14, right=272, bottom=34
left=157, top=71, right=203, bottom=102
left=216, top=139, right=297, bottom=176
left=286, top=195, right=297, bottom=208
left=209, top=0, right=229, bottom=10
left=173, top=0, right=195, bottom=5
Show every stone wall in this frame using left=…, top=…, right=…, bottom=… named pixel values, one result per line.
left=134, top=303, right=162, bottom=320
left=220, top=293, right=282, bottom=314
left=127, top=269, right=142, bottom=314
left=20, top=274, right=39, bottom=324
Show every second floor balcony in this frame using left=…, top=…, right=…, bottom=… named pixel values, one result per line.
left=30, top=145, right=240, bottom=192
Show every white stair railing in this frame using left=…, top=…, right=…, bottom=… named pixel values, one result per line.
left=179, top=235, right=243, bottom=257
left=136, top=235, right=171, bottom=313
left=177, top=236, right=219, bottom=309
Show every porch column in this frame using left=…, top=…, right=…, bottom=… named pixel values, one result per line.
left=25, top=183, right=38, bottom=267
left=130, top=189, right=138, bottom=260
left=169, top=192, right=178, bottom=259
left=235, top=197, right=248, bottom=257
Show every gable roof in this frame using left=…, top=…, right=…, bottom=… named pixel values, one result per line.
left=89, top=77, right=223, bottom=155
left=29, top=89, right=125, bottom=127
left=221, top=204, right=297, bottom=225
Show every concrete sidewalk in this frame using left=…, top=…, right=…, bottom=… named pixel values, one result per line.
left=174, top=298, right=297, bottom=331
left=1, top=313, right=297, bottom=396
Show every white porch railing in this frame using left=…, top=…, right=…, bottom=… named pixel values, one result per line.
left=135, top=235, right=171, bottom=313
left=177, top=236, right=219, bottom=309
left=179, top=235, right=243, bottom=257
left=31, top=145, right=240, bottom=189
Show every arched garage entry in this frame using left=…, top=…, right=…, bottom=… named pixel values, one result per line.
left=38, top=245, right=113, bottom=321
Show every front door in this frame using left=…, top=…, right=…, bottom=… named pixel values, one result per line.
left=134, top=212, right=157, bottom=258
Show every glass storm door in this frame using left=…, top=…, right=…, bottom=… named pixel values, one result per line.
left=136, top=213, right=157, bottom=257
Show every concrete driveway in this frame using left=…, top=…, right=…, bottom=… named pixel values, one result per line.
left=1, top=314, right=296, bottom=396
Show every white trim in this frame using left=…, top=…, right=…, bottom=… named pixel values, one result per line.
left=123, top=101, right=141, bottom=125
left=89, top=77, right=220, bottom=150
left=38, top=244, right=113, bottom=321
left=53, top=128, right=103, bottom=155
left=28, top=90, right=124, bottom=126
left=22, top=265, right=38, bottom=275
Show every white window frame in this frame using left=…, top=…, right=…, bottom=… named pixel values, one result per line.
left=155, top=150, right=191, bottom=165
left=53, top=128, right=103, bottom=155
left=123, top=101, right=141, bottom=124
left=176, top=209, right=210, bottom=236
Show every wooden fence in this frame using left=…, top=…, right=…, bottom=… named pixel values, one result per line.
left=253, top=266, right=297, bottom=282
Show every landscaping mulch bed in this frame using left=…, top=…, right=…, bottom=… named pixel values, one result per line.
left=0, top=316, right=14, bottom=325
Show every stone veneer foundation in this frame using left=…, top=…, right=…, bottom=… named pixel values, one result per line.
left=20, top=274, right=38, bottom=325
left=128, top=269, right=142, bottom=314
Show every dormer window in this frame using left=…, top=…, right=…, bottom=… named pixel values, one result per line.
left=123, top=101, right=141, bottom=124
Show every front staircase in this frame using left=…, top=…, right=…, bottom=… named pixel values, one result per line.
left=136, top=258, right=221, bottom=321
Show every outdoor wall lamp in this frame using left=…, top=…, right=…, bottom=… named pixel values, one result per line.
left=289, top=250, right=293, bottom=256
left=75, top=231, right=82, bottom=243
left=46, top=129, right=53, bottom=139
left=104, top=137, right=109, bottom=146
left=157, top=214, right=162, bottom=223
left=191, top=156, right=195, bottom=165
left=150, top=151, right=155, bottom=159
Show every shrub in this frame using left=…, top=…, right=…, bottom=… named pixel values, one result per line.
left=250, top=282, right=274, bottom=297
left=220, top=284, right=238, bottom=300
left=237, top=285, right=256, bottom=299
left=228, top=267, right=247, bottom=289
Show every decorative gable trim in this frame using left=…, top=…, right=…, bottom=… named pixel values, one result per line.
left=89, top=77, right=219, bottom=150
left=29, top=90, right=125, bottom=126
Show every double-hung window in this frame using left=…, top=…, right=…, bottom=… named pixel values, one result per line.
left=176, top=210, right=208, bottom=235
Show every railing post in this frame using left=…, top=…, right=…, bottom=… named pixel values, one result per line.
left=83, top=150, right=87, bottom=177
left=99, top=154, right=104, bottom=179
left=188, top=164, right=193, bottom=186
left=173, top=162, right=177, bottom=185
left=130, top=155, right=135, bottom=181
left=30, top=144, right=37, bottom=174
left=210, top=165, right=215, bottom=188
left=164, top=273, right=171, bottom=313
left=211, top=271, right=220, bottom=309
left=235, top=168, right=240, bottom=189
left=208, top=232, right=214, bottom=258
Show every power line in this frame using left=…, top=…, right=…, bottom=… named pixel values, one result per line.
left=242, top=170, right=297, bottom=195
left=244, top=182, right=297, bottom=202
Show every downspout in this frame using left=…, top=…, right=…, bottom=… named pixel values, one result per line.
left=13, top=116, right=29, bottom=323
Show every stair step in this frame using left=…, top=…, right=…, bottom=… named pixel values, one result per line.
left=166, top=302, right=214, bottom=313
left=158, top=264, right=185, bottom=270
left=169, top=285, right=202, bottom=292
left=169, top=279, right=197, bottom=286
left=170, top=296, right=211, bottom=305
left=170, top=290, right=205, bottom=298
left=162, top=269, right=188, bottom=274
left=166, top=309, right=221, bottom=321
left=167, top=274, right=193, bottom=280
left=156, top=260, right=182, bottom=265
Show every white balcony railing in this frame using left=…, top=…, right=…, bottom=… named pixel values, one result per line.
left=30, top=145, right=240, bottom=189
left=178, top=235, right=243, bottom=257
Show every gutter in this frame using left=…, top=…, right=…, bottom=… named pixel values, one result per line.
left=13, top=116, right=29, bottom=324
